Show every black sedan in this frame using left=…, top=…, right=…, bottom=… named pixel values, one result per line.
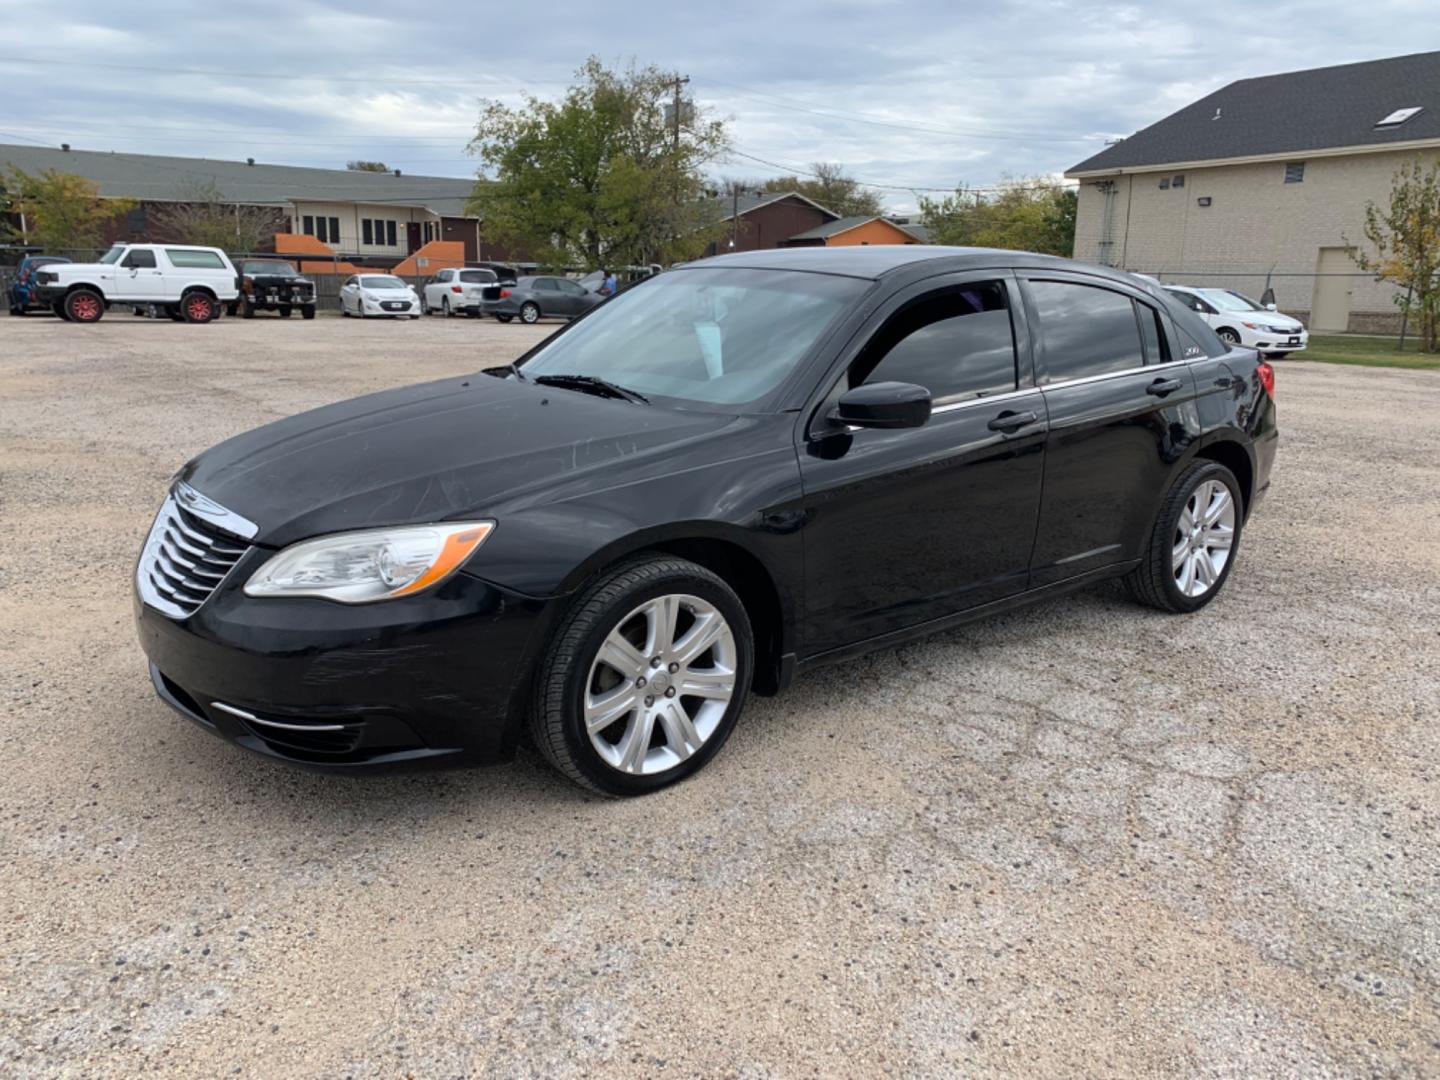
left=135, top=246, right=1277, bottom=796
left=480, top=275, right=602, bottom=323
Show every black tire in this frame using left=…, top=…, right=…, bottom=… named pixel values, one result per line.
left=65, top=288, right=105, bottom=323
left=1126, top=460, right=1243, bottom=614
left=1217, top=327, right=1241, bottom=346
left=529, top=555, right=754, bottom=797
left=167, top=306, right=185, bottom=322
left=242, top=300, right=256, bottom=318
left=9, top=303, right=24, bottom=316
left=442, top=297, right=453, bottom=317
left=520, top=302, right=540, bottom=324
left=495, top=314, right=514, bottom=323
left=226, top=302, right=239, bottom=317
left=301, top=305, right=316, bottom=320
left=279, top=306, right=292, bottom=318
left=52, top=301, right=70, bottom=320
left=180, top=290, right=216, bottom=324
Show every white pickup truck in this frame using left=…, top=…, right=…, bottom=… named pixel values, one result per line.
left=31, top=243, right=241, bottom=323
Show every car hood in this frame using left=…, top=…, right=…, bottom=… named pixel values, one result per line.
left=179, top=374, right=740, bottom=547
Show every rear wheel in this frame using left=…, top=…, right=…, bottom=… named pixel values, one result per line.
left=65, top=289, right=105, bottom=323
left=279, top=305, right=292, bottom=318
left=495, top=314, right=514, bottom=324
left=529, top=555, right=753, bottom=796
left=442, top=297, right=452, bottom=317
left=181, top=291, right=215, bottom=324
left=301, top=305, right=316, bottom=320
left=1127, top=460, right=1243, bottom=613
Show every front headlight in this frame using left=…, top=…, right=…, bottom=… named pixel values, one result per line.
left=244, top=522, right=493, bottom=603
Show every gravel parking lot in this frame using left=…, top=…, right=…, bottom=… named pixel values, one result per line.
left=2, top=313, right=1437, bottom=1077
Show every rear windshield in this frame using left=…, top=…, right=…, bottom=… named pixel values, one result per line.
left=458, top=269, right=496, bottom=284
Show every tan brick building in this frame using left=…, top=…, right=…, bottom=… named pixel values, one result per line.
left=1067, top=52, right=1440, bottom=332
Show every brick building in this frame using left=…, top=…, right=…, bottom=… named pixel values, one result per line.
left=1066, top=51, right=1440, bottom=331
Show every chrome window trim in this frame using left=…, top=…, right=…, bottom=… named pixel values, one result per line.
left=930, top=386, right=1039, bottom=415
left=1039, top=357, right=1190, bottom=393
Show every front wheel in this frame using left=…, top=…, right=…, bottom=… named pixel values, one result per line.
left=65, top=289, right=105, bottom=323
left=529, top=556, right=754, bottom=796
left=301, top=305, right=316, bottom=320
left=1127, top=460, right=1243, bottom=613
left=1217, top=328, right=1241, bottom=346
left=520, top=302, right=540, bottom=324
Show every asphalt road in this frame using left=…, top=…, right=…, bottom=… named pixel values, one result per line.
left=2, top=312, right=1437, bottom=1077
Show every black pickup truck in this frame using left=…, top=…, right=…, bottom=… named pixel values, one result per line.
left=229, top=259, right=317, bottom=319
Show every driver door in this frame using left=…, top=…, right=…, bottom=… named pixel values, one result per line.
left=796, top=273, right=1048, bottom=654
left=121, top=248, right=164, bottom=299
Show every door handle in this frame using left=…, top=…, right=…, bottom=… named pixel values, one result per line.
left=987, top=409, right=1038, bottom=433
left=1146, top=377, right=1184, bottom=397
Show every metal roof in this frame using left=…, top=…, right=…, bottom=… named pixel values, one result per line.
left=685, top=244, right=1114, bottom=280
left=707, top=190, right=839, bottom=222
left=1069, top=50, right=1440, bottom=175
left=786, top=215, right=927, bottom=242
left=0, top=144, right=479, bottom=216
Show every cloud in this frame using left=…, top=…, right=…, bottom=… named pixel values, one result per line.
left=0, top=0, right=1429, bottom=213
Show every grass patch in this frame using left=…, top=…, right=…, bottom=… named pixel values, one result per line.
left=1300, top=334, right=1440, bottom=370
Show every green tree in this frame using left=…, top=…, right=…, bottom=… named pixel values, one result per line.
left=1347, top=157, right=1440, bottom=352
left=759, top=162, right=885, bottom=218
left=153, top=181, right=285, bottom=253
left=0, top=167, right=134, bottom=251
left=919, top=177, right=1077, bottom=256
left=466, top=57, right=729, bottom=269
left=346, top=160, right=390, bottom=172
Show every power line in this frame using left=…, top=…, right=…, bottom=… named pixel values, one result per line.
left=700, top=78, right=1096, bottom=144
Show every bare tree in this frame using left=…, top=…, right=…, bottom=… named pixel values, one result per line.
left=152, top=182, right=286, bottom=253
left=347, top=160, right=390, bottom=172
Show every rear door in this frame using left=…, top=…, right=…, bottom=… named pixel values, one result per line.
left=1020, top=273, right=1199, bottom=587
left=797, top=272, right=1047, bottom=653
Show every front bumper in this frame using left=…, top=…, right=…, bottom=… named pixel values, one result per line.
left=479, top=298, right=521, bottom=317
left=364, top=299, right=417, bottom=316
left=134, top=559, right=561, bottom=772
left=1248, top=328, right=1308, bottom=352
left=248, top=291, right=314, bottom=308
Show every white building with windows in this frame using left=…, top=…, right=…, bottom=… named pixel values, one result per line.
left=1066, top=51, right=1440, bottom=332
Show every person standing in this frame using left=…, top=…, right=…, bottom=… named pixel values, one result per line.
left=601, top=268, right=618, bottom=298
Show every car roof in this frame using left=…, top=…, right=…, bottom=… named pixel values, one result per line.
left=686, top=245, right=1144, bottom=285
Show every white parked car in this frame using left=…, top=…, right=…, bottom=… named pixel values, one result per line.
left=1164, top=285, right=1308, bottom=356
left=29, top=243, right=239, bottom=323
left=339, top=274, right=422, bottom=319
left=420, top=268, right=498, bottom=317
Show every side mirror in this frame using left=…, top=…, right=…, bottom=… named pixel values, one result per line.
left=1265, top=302, right=1277, bottom=311
left=831, top=381, right=932, bottom=430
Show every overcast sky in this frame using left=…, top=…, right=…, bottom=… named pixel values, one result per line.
left=0, top=1, right=1432, bottom=212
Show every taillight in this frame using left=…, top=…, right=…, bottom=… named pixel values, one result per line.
left=499, top=289, right=511, bottom=298
left=1256, top=361, right=1275, bottom=399
left=451, top=285, right=463, bottom=293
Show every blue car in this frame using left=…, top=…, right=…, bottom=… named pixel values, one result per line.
left=7, top=255, right=71, bottom=315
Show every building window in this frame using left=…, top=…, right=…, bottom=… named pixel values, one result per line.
left=362, top=219, right=373, bottom=245
left=1284, top=162, right=1306, bottom=184
left=329, top=217, right=340, bottom=244
left=1172, top=174, right=1185, bottom=188
left=303, top=215, right=315, bottom=236
left=1158, top=177, right=1170, bottom=190
left=385, top=220, right=396, bottom=247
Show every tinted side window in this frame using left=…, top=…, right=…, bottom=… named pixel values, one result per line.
left=121, top=249, right=156, bottom=268
left=1138, top=303, right=1168, bottom=364
left=165, top=249, right=226, bottom=269
left=1029, top=281, right=1144, bottom=382
left=535, top=278, right=559, bottom=292
left=858, top=281, right=1017, bottom=403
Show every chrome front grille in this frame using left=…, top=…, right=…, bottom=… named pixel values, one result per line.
left=137, top=485, right=256, bottom=618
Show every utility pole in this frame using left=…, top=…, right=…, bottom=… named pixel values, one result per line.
left=731, top=185, right=742, bottom=250
left=672, top=74, right=690, bottom=152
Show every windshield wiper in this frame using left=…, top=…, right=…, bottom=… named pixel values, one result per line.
left=533, top=374, right=650, bottom=404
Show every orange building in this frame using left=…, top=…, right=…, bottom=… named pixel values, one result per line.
left=781, top=215, right=924, bottom=247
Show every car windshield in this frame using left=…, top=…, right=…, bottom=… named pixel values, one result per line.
left=100, top=247, right=125, bottom=265
left=516, top=267, right=866, bottom=409
left=243, top=261, right=297, bottom=276
left=1199, top=288, right=1265, bottom=312
left=361, top=275, right=407, bottom=289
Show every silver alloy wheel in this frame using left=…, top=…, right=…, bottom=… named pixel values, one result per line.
left=521, top=303, right=539, bottom=324
left=1173, top=479, right=1236, bottom=597
left=584, top=593, right=737, bottom=775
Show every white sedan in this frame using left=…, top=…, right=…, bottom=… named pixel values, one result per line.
left=339, top=274, right=422, bottom=319
left=420, top=268, right=499, bottom=317
left=1164, top=285, right=1308, bottom=356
